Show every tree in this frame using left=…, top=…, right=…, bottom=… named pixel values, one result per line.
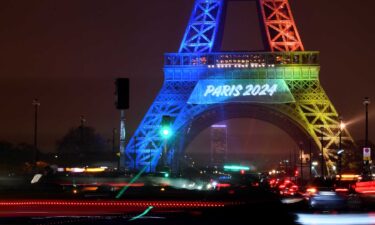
left=0, top=141, right=35, bottom=174
left=56, top=126, right=109, bottom=155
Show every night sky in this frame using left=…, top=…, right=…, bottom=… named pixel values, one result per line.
left=1, top=0, right=375, bottom=162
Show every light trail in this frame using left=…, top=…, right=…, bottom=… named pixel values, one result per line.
left=129, top=206, right=154, bottom=221
left=297, top=213, right=375, bottom=225
left=0, top=199, right=230, bottom=217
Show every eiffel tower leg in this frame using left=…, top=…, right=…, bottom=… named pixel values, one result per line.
left=124, top=81, right=198, bottom=172
left=277, top=80, right=355, bottom=176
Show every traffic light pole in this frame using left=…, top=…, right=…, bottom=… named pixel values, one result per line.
left=114, top=78, right=129, bottom=171
left=119, top=110, right=126, bottom=171
left=363, top=97, right=371, bottom=180
left=163, top=139, right=167, bottom=167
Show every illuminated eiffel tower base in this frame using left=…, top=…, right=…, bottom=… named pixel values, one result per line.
left=122, top=0, right=354, bottom=175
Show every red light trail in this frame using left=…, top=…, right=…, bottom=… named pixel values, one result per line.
left=0, top=199, right=239, bottom=217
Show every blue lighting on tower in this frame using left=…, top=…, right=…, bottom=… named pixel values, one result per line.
left=179, top=0, right=225, bottom=53
left=123, top=0, right=226, bottom=173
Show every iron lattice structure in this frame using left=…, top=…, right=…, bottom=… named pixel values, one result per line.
left=259, top=0, right=304, bottom=51
left=123, top=0, right=354, bottom=174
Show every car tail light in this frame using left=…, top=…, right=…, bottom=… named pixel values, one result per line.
left=355, top=181, right=375, bottom=194
left=335, top=188, right=349, bottom=192
left=306, top=187, right=317, bottom=195
left=251, top=182, right=259, bottom=187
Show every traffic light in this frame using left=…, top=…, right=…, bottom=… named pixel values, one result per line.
left=115, top=78, right=129, bottom=109
left=160, top=115, right=172, bottom=139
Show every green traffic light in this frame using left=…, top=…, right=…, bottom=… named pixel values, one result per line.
left=161, top=126, right=172, bottom=138
left=160, top=115, right=173, bottom=139
left=163, top=129, right=169, bottom=136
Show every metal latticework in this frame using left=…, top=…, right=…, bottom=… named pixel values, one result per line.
left=179, top=0, right=225, bottom=53
left=124, top=81, right=197, bottom=172
left=123, top=0, right=354, bottom=175
left=277, top=80, right=354, bottom=175
left=259, top=0, right=304, bottom=51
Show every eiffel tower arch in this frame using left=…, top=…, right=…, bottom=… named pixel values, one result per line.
left=123, top=0, right=354, bottom=175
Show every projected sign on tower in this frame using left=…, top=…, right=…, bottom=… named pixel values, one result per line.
left=188, top=79, right=295, bottom=104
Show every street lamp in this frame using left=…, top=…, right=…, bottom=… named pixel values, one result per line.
left=364, top=97, right=370, bottom=148
left=320, top=126, right=324, bottom=177
left=338, top=118, right=346, bottom=179
left=299, top=141, right=303, bottom=185
left=363, top=97, right=371, bottom=180
left=32, top=99, right=40, bottom=165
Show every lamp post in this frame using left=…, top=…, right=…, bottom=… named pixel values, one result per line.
left=309, top=138, right=312, bottom=179
left=320, top=126, right=324, bottom=178
left=338, top=118, right=345, bottom=179
left=364, top=97, right=370, bottom=148
left=363, top=97, right=371, bottom=179
left=299, top=142, right=303, bottom=185
left=32, top=99, right=40, bottom=165
left=79, top=115, right=86, bottom=164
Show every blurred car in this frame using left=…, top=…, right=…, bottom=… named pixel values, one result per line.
left=278, top=180, right=299, bottom=196
left=353, top=180, right=375, bottom=209
left=206, top=171, right=262, bottom=191
left=230, top=172, right=261, bottom=188
left=304, top=178, right=348, bottom=210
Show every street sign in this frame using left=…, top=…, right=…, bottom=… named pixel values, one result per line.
left=363, top=147, right=371, bottom=161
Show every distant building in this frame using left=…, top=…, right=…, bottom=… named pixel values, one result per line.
left=211, top=124, right=228, bottom=167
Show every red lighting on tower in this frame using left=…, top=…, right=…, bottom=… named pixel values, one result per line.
left=259, top=0, right=304, bottom=52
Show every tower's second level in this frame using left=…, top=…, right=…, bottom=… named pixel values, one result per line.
left=164, top=51, right=320, bottom=81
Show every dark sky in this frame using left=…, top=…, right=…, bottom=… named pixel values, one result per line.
left=0, top=0, right=375, bottom=159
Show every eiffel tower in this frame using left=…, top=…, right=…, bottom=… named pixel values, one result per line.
left=123, top=0, right=354, bottom=175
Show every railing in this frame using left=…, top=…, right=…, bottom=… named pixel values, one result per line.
left=165, top=51, right=319, bottom=68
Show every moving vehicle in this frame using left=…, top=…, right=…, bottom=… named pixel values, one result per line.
left=304, top=178, right=348, bottom=211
